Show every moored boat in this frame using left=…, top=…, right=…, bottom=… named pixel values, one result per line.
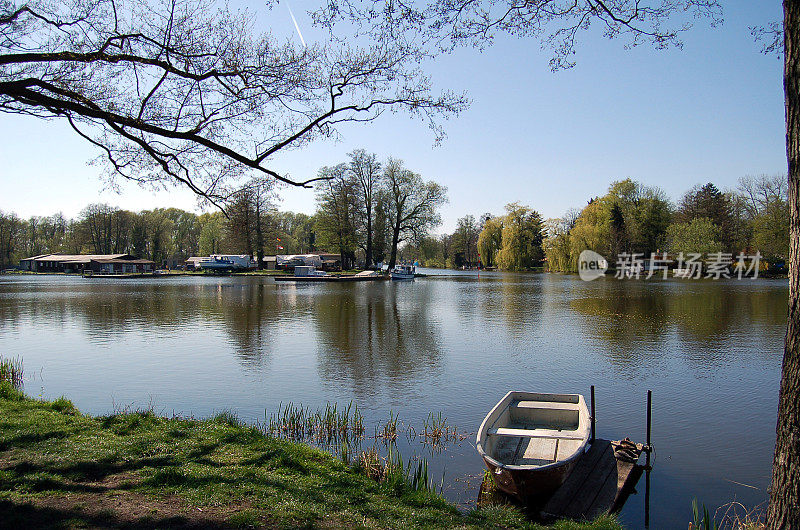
left=390, top=264, right=415, bottom=280
left=476, top=391, right=591, bottom=499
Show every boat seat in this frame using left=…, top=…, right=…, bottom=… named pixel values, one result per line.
left=512, top=400, right=579, bottom=411
left=487, top=427, right=585, bottom=440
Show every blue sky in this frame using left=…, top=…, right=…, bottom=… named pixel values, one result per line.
left=0, top=1, right=786, bottom=234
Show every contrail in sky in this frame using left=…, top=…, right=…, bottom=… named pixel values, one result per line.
left=286, top=2, right=306, bottom=48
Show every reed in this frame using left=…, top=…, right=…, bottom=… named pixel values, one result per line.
left=0, top=356, right=23, bottom=388
left=690, top=498, right=719, bottom=530
left=422, top=411, right=448, bottom=444
left=355, top=446, right=383, bottom=481
left=420, top=411, right=467, bottom=446
left=264, top=401, right=365, bottom=443
left=376, top=410, right=399, bottom=442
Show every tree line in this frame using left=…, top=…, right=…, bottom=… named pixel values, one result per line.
left=0, top=151, right=448, bottom=270
left=399, top=175, right=789, bottom=272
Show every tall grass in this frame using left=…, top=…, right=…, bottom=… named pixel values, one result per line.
left=354, top=444, right=438, bottom=493
left=690, top=498, right=719, bottom=530
left=0, top=356, right=23, bottom=388
left=263, top=401, right=365, bottom=443
left=689, top=499, right=766, bottom=530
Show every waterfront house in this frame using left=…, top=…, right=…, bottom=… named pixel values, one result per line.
left=19, top=254, right=154, bottom=273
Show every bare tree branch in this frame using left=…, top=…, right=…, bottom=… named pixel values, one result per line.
left=0, top=0, right=467, bottom=205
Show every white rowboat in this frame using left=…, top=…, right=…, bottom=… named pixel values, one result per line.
left=476, top=391, right=591, bottom=499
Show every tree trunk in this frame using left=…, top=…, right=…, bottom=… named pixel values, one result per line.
left=365, top=209, right=373, bottom=268
left=388, top=222, right=401, bottom=269
left=255, top=201, right=264, bottom=270
left=768, top=1, right=800, bottom=527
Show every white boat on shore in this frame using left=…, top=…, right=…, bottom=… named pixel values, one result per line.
left=390, top=264, right=415, bottom=280
left=476, top=391, right=591, bottom=499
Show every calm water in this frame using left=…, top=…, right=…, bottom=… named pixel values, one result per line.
left=0, top=271, right=787, bottom=528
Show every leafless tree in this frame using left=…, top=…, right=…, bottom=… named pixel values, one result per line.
left=0, top=0, right=466, bottom=208
left=314, top=0, right=721, bottom=70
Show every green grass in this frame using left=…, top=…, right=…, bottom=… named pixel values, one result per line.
left=0, top=383, right=621, bottom=529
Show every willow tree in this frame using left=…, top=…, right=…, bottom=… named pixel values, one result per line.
left=477, top=216, right=502, bottom=268
left=495, top=202, right=544, bottom=271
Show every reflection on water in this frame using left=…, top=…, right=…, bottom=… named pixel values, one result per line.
left=312, top=283, right=443, bottom=397
left=0, top=272, right=787, bottom=528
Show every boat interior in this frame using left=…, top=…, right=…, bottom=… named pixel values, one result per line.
left=484, top=394, right=586, bottom=467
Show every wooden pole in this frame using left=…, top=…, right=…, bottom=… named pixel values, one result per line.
left=646, top=390, right=652, bottom=456
left=590, top=385, right=596, bottom=444
left=645, top=389, right=652, bottom=528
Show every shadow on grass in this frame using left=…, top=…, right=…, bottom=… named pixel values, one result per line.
left=0, top=500, right=230, bottom=529
left=0, top=429, right=70, bottom=451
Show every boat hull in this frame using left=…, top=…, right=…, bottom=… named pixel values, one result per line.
left=481, top=451, right=581, bottom=499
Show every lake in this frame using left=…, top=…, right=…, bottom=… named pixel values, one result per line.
left=0, top=270, right=787, bottom=528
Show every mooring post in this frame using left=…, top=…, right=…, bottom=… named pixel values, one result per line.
left=646, top=389, right=652, bottom=462
left=645, top=389, right=652, bottom=528
left=590, top=385, right=596, bottom=444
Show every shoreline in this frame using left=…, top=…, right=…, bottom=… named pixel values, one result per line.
left=0, top=382, right=620, bottom=529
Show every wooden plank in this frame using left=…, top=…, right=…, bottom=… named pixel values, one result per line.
left=493, top=436, right=525, bottom=464
left=488, top=427, right=586, bottom=440
left=583, top=459, right=626, bottom=520
left=513, top=401, right=579, bottom=411
left=556, top=438, right=584, bottom=462
left=610, top=465, right=644, bottom=514
left=519, top=437, right=557, bottom=465
left=585, top=454, right=642, bottom=519
left=559, top=442, right=619, bottom=519
left=540, top=439, right=610, bottom=517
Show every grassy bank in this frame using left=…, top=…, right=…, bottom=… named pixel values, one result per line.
left=0, top=383, right=621, bottom=529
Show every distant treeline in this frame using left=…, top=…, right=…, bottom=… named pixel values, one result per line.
left=0, top=149, right=448, bottom=270
left=0, top=204, right=316, bottom=269
left=400, top=175, right=789, bottom=271
left=0, top=172, right=787, bottom=272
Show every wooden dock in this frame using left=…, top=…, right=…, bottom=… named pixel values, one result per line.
left=478, top=438, right=645, bottom=522
left=539, top=439, right=644, bottom=521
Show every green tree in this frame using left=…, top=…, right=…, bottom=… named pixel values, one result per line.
left=315, top=164, right=362, bottom=269
left=451, top=215, right=479, bottom=268
left=543, top=216, right=574, bottom=272
left=198, top=212, right=225, bottom=256
left=737, top=174, right=789, bottom=261
left=677, top=183, right=737, bottom=251
left=632, top=189, right=672, bottom=256
left=372, top=194, right=390, bottom=265
left=0, top=211, right=23, bottom=268
left=495, top=202, right=544, bottom=271
left=568, top=199, right=611, bottom=265
left=753, top=199, right=790, bottom=261
left=666, top=217, right=723, bottom=257
left=275, top=212, right=316, bottom=254
left=382, top=159, right=448, bottom=269
left=349, top=150, right=382, bottom=267
left=477, top=216, right=503, bottom=268
left=225, top=189, right=257, bottom=257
